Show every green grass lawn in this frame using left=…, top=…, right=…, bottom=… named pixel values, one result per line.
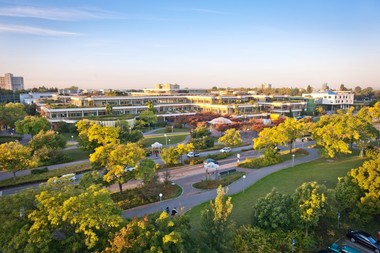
left=61, top=148, right=91, bottom=161
left=142, top=133, right=189, bottom=147
left=150, top=128, right=190, bottom=134
left=186, top=153, right=368, bottom=229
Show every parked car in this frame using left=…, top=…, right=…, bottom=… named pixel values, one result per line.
left=220, top=147, right=232, bottom=153
left=327, top=243, right=361, bottom=253
left=346, top=229, right=380, bottom=253
left=60, top=173, right=76, bottom=182
left=187, top=152, right=200, bottom=158
left=203, top=158, right=219, bottom=165
left=124, top=166, right=136, bottom=172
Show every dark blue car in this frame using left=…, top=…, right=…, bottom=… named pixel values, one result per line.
left=346, top=229, right=380, bottom=253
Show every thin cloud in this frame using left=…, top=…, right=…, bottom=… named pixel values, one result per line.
left=166, top=7, right=225, bottom=15
left=0, top=24, right=81, bottom=36
left=0, top=5, right=118, bottom=21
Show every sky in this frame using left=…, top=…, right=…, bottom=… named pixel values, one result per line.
left=0, top=0, right=379, bottom=90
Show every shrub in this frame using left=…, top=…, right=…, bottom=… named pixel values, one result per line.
left=31, top=167, right=49, bottom=174
left=239, top=156, right=280, bottom=169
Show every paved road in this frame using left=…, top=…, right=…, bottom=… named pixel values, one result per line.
left=122, top=147, right=320, bottom=218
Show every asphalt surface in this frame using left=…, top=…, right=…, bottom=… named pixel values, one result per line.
left=122, top=147, right=320, bottom=218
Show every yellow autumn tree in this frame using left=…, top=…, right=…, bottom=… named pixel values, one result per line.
left=218, top=128, right=243, bottom=147
left=0, top=141, right=38, bottom=180
left=90, top=143, right=146, bottom=193
left=27, top=181, right=122, bottom=252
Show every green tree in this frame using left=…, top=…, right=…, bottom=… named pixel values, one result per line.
left=0, top=102, right=26, bottom=129
left=218, top=128, right=243, bottom=147
left=293, top=182, right=326, bottom=237
left=105, top=104, right=113, bottom=115
left=145, top=101, right=154, bottom=112
left=200, top=186, right=234, bottom=252
left=90, top=143, right=146, bottom=193
left=28, top=130, right=66, bottom=164
left=0, top=188, right=37, bottom=252
left=192, top=125, right=210, bottom=138
left=138, top=110, right=158, bottom=128
left=306, top=85, right=313, bottom=93
left=135, top=158, right=156, bottom=184
left=335, top=176, right=363, bottom=220
left=0, top=141, right=37, bottom=180
left=27, top=181, right=122, bottom=252
left=15, top=115, right=50, bottom=137
left=231, top=226, right=277, bottom=253
left=252, top=188, right=294, bottom=231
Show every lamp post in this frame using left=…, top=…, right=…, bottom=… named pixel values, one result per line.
left=292, top=154, right=295, bottom=167
left=71, top=135, right=74, bottom=142
left=159, top=193, right=163, bottom=209
left=337, top=212, right=340, bottom=229
left=164, top=134, right=167, bottom=146
left=168, top=139, right=171, bottom=146
left=242, top=175, right=246, bottom=193
left=291, top=239, right=296, bottom=253
left=171, top=125, right=174, bottom=132
left=237, top=153, right=240, bottom=165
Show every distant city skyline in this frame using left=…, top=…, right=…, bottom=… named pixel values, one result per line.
left=1, top=0, right=379, bottom=90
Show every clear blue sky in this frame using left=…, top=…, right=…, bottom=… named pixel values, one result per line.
left=1, top=0, right=379, bottom=90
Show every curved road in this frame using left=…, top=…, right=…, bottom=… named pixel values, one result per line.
left=122, top=147, right=320, bottom=218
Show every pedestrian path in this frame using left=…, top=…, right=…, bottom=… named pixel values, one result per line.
left=122, top=148, right=320, bottom=218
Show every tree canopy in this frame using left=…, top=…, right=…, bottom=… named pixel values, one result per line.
left=15, top=115, right=50, bottom=136
left=90, top=143, right=146, bottom=193
left=218, top=128, right=243, bottom=147
left=0, top=141, right=37, bottom=180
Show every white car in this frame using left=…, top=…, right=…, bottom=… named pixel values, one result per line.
left=187, top=152, right=200, bottom=158
left=124, top=166, right=136, bottom=172
left=220, top=147, right=232, bottom=153
left=60, top=173, right=76, bottom=182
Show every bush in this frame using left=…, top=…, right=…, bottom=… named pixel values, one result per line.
left=31, top=167, right=49, bottom=174
left=239, top=156, right=280, bottom=169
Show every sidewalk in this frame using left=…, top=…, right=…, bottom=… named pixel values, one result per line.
left=122, top=147, right=320, bottom=218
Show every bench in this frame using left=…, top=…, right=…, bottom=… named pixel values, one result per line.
left=219, top=169, right=237, bottom=177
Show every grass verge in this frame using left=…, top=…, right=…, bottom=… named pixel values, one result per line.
left=111, top=182, right=182, bottom=209
left=0, top=162, right=91, bottom=189
left=143, top=133, right=189, bottom=147
left=193, top=171, right=245, bottom=190
left=186, top=152, right=368, bottom=230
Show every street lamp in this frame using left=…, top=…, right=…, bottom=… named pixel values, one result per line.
left=71, top=135, right=74, bottom=142
left=164, top=134, right=167, bottom=145
left=237, top=153, right=240, bottom=165
left=242, top=175, right=246, bottom=193
left=159, top=193, right=163, bottom=208
left=292, top=154, right=295, bottom=167
left=168, top=139, right=171, bottom=145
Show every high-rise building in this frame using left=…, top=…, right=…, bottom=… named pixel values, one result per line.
left=0, top=73, right=24, bottom=91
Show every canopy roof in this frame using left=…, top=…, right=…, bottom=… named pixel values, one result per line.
left=209, top=117, right=232, bottom=125
left=151, top=142, right=163, bottom=148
